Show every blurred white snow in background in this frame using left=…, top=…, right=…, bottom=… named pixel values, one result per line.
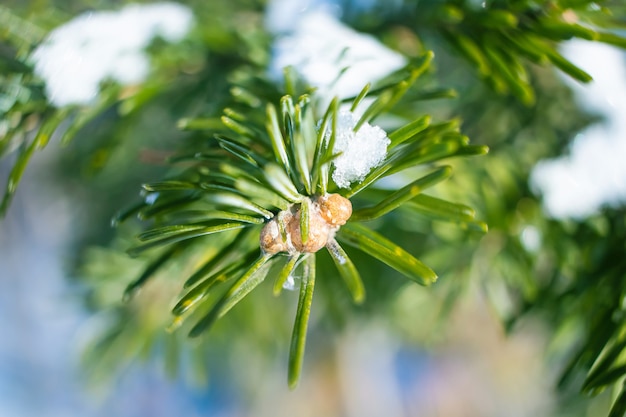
left=32, top=2, right=193, bottom=107
left=531, top=41, right=626, bottom=219
left=268, top=3, right=406, bottom=103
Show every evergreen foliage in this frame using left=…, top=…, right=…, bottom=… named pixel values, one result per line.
left=2, top=0, right=626, bottom=414
left=113, top=61, right=487, bottom=386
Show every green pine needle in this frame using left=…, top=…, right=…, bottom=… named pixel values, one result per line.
left=288, top=254, right=316, bottom=389
left=188, top=254, right=273, bottom=338
left=338, top=223, right=437, bottom=286
left=326, top=239, right=365, bottom=303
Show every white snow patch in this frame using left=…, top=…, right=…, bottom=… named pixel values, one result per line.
left=530, top=41, right=626, bottom=219
left=32, top=2, right=193, bottom=107
left=269, top=10, right=406, bottom=103
left=327, top=109, right=390, bottom=188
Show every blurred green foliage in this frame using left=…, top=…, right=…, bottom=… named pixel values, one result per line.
left=2, top=0, right=626, bottom=414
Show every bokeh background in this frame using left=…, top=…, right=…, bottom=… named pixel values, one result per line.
left=1, top=0, right=625, bottom=416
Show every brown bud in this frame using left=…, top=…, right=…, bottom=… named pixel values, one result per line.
left=260, top=194, right=353, bottom=255
left=317, top=193, right=352, bottom=226
left=288, top=208, right=331, bottom=253
left=259, top=217, right=288, bottom=254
